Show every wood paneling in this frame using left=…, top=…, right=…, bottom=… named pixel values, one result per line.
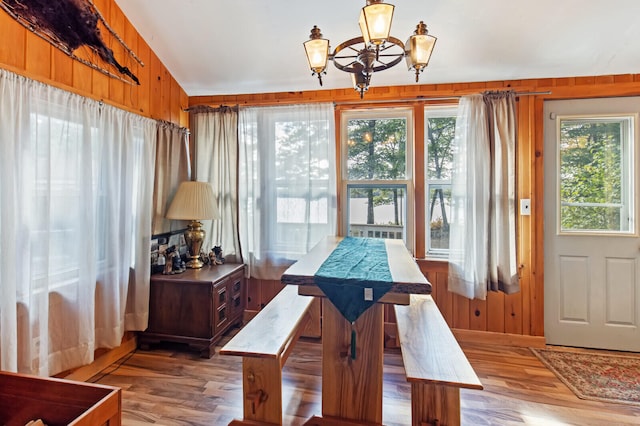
left=136, top=39, right=151, bottom=116
left=72, top=50, right=93, bottom=94
left=52, top=48, right=74, bottom=88
left=0, top=10, right=25, bottom=69
left=108, top=1, right=125, bottom=106
left=149, top=53, right=163, bottom=119
left=25, top=33, right=50, bottom=79
left=410, top=264, right=534, bottom=338
left=0, top=0, right=187, bottom=127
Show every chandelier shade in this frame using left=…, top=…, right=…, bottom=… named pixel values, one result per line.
left=359, top=1, right=394, bottom=46
left=303, top=0, right=437, bottom=98
left=303, top=26, right=330, bottom=85
left=405, top=21, right=437, bottom=82
left=351, top=62, right=371, bottom=96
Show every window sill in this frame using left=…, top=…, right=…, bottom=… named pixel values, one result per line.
left=415, top=257, right=449, bottom=273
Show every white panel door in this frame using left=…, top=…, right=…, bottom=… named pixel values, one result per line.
left=544, top=97, right=640, bottom=351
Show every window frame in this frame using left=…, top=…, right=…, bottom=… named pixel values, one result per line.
left=340, top=107, right=415, bottom=252
left=424, top=105, right=457, bottom=257
left=555, top=113, right=637, bottom=236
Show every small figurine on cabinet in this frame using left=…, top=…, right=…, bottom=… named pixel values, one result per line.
left=200, top=250, right=211, bottom=265
left=172, top=252, right=186, bottom=273
left=162, top=246, right=175, bottom=274
left=163, top=245, right=185, bottom=274
left=209, top=245, right=225, bottom=265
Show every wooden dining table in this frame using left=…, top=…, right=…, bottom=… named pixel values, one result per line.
left=281, top=236, right=431, bottom=425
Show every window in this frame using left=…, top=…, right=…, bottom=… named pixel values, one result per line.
left=30, top=103, right=148, bottom=291
left=341, top=108, right=414, bottom=249
left=30, top=104, right=94, bottom=293
left=271, top=112, right=335, bottom=254
left=425, top=106, right=456, bottom=255
left=557, top=115, right=635, bottom=234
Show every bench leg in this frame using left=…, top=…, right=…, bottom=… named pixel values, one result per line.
left=241, top=357, right=283, bottom=425
left=411, top=383, right=460, bottom=426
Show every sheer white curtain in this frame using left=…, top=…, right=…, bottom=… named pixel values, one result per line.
left=238, top=103, right=337, bottom=280
left=448, top=92, right=520, bottom=300
left=194, top=106, right=241, bottom=263
left=448, top=95, right=491, bottom=299
left=0, top=69, right=156, bottom=375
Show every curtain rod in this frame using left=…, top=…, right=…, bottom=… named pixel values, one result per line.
left=157, top=119, right=190, bottom=134
left=333, top=90, right=552, bottom=106
left=184, top=104, right=238, bottom=113
left=183, top=90, right=552, bottom=111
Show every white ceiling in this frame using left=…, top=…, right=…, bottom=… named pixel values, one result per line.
left=114, top=0, right=640, bottom=97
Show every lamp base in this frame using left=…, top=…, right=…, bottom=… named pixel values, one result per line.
left=186, top=256, right=205, bottom=269
left=184, top=220, right=206, bottom=269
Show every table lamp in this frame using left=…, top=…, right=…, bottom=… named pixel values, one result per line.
left=165, top=181, right=219, bottom=269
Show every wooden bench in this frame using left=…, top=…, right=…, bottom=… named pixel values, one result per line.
left=220, top=285, right=315, bottom=426
left=394, top=294, right=483, bottom=426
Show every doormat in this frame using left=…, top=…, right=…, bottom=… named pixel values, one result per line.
left=531, top=348, right=640, bottom=406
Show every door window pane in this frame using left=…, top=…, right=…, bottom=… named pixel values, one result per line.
left=558, top=116, right=634, bottom=233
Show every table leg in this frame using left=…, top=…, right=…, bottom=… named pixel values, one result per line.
left=321, top=301, right=384, bottom=423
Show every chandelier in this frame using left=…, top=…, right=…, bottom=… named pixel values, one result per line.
left=303, top=0, right=437, bottom=98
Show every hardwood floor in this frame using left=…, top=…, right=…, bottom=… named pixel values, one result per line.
left=91, top=331, right=640, bottom=425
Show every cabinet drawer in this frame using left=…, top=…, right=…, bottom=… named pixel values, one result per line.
left=230, top=293, right=242, bottom=317
left=228, top=271, right=245, bottom=320
left=217, top=285, right=227, bottom=305
left=216, top=304, right=228, bottom=329
left=232, top=279, right=242, bottom=295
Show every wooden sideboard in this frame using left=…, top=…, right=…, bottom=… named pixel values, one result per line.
left=139, top=264, right=246, bottom=358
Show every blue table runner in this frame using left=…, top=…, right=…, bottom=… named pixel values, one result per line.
left=313, top=237, right=394, bottom=359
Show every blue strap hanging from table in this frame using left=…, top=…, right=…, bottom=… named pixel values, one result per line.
left=314, top=237, right=393, bottom=359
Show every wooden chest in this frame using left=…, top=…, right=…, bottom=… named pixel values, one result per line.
left=0, top=371, right=121, bottom=426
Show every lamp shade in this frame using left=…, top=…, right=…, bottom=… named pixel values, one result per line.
left=166, top=181, right=220, bottom=221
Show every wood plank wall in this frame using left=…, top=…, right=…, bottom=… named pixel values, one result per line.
left=193, top=75, right=640, bottom=338
left=0, top=0, right=188, bottom=128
